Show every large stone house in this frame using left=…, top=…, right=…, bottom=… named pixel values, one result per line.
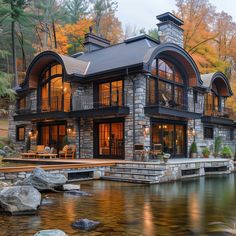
left=9, top=12, right=235, bottom=160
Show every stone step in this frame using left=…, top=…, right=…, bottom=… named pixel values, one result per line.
left=116, top=163, right=167, bottom=170
left=102, top=176, right=157, bottom=184
left=105, top=171, right=161, bottom=181
left=110, top=167, right=164, bottom=175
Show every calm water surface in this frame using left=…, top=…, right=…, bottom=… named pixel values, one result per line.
left=1, top=174, right=236, bottom=236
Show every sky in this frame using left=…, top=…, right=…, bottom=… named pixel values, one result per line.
left=116, top=0, right=236, bottom=31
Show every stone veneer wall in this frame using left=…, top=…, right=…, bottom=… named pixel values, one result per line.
left=124, top=74, right=150, bottom=161
left=157, top=22, right=184, bottom=47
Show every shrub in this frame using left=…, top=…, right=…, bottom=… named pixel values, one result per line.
left=214, top=136, right=222, bottom=157
left=202, top=147, right=210, bottom=157
left=190, top=142, right=198, bottom=153
left=221, top=146, right=233, bottom=158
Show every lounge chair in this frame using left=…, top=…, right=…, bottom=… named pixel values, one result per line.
left=59, top=145, right=76, bottom=159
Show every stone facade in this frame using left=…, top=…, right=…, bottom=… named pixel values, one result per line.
left=157, top=21, right=184, bottom=47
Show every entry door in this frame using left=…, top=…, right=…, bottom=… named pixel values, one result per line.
left=152, top=122, right=186, bottom=157
left=96, top=121, right=124, bottom=159
left=38, top=123, right=67, bottom=151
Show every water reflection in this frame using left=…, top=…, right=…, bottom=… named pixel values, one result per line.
left=1, top=175, right=236, bottom=235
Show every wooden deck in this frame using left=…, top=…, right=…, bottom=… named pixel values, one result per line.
left=1, top=158, right=120, bottom=173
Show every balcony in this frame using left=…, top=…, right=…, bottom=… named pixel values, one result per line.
left=145, top=89, right=202, bottom=119
left=71, top=91, right=129, bottom=117
left=202, top=104, right=234, bottom=125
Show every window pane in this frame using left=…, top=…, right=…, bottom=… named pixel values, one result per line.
left=151, top=59, right=157, bottom=76
left=99, top=83, right=110, bottom=107
left=204, top=127, right=214, bottom=139
left=158, top=59, right=166, bottom=78
left=99, top=123, right=110, bottom=155
left=17, top=127, right=25, bottom=141
left=175, top=86, right=184, bottom=107
left=111, top=80, right=122, bottom=106
left=147, top=77, right=156, bottom=105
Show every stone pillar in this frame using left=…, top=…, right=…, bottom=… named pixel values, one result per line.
left=80, top=118, right=93, bottom=158
left=124, top=74, right=151, bottom=161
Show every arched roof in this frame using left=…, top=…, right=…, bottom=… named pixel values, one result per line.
left=143, top=43, right=202, bottom=87
left=201, top=72, right=233, bottom=97
left=24, top=50, right=89, bottom=89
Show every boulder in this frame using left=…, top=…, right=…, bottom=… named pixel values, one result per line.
left=0, top=186, right=41, bottom=215
left=71, top=219, right=100, bottom=231
left=3, top=146, right=13, bottom=154
left=64, top=190, right=91, bottom=196
left=18, top=167, right=67, bottom=191
left=0, top=149, right=6, bottom=157
left=62, top=184, right=80, bottom=191
left=34, top=229, right=68, bottom=236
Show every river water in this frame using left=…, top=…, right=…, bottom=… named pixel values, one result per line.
left=1, top=174, right=236, bottom=236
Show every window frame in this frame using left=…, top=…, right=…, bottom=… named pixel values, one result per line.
left=96, top=79, right=124, bottom=108
left=38, top=63, right=71, bottom=112
left=16, top=125, right=25, bottom=141
left=203, top=126, right=214, bottom=140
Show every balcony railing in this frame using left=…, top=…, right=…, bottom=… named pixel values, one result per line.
left=72, top=91, right=125, bottom=111
left=16, top=97, right=71, bottom=114
left=147, top=89, right=187, bottom=111
left=204, top=104, right=233, bottom=119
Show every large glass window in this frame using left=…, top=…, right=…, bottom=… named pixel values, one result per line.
left=40, top=64, right=71, bottom=112
left=204, top=92, right=221, bottom=116
left=148, top=58, right=185, bottom=109
left=98, top=80, right=123, bottom=107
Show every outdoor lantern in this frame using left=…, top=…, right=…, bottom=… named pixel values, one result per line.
left=67, top=125, right=74, bottom=133
left=144, top=125, right=150, bottom=136
left=188, top=127, right=196, bottom=136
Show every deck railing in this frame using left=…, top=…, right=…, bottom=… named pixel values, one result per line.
left=204, top=104, right=233, bottom=119
left=72, top=91, right=125, bottom=111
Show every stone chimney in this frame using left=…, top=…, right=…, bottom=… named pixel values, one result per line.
left=84, top=29, right=110, bottom=52
left=156, top=12, right=184, bottom=48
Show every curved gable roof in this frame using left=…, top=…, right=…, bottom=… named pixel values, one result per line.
left=201, top=72, right=233, bottom=97
left=24, top=50, right=89, bottom=89
left=143, top=43, right=202, bottom=87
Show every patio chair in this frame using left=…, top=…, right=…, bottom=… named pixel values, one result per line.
left=134, top=144, right=145, bottom=161
left=149, top=144, right=162, bottom=160
left=59, top=145, right=76, bottom=159
left=37, top=145, right=45, bottom=154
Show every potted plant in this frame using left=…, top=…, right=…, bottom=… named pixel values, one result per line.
left=189, top=142, right=198, bottom=158
left=221, top=146, right=233, bottom=159
left=214, top=136, right=222, bottom=158
left=202, top=147, right=210, bottom=158
left=25, top=135, right=31, bottom=152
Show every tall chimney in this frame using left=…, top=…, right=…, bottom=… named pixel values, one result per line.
left=84, top=32, right=110, bottom=53
left=156, top=12, right=184, bottom=48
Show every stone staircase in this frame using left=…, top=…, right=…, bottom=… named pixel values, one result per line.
left=102, top=163, right=167, bottom=184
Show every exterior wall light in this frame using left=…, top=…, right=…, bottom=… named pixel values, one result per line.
left=188, top=127, right=196, bottom=136
left=144, top=125, right=150, bottom=136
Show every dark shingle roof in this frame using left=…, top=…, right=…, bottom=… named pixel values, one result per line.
left=75, top=34, right=159, bottom=76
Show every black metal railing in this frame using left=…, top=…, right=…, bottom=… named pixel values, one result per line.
left=39, top=97, right=71, bottom=112
left=146, top=89, right=187, bottom=111
left=204, top=104, right=233, bottom=119
left=72, top=91, right=125, bottom=111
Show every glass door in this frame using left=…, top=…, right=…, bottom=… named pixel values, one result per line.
left=97, top=121, right=124, bottom=159
left=38, top=122, right=67, bottom=152
left=152, top=122, right=186, bottom=158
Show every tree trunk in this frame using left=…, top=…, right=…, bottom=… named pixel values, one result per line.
left=11, top=19, right=18, bottom=87
left=52, top=20, right=57, bottom=49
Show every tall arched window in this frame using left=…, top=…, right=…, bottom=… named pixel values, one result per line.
left=39, top=64, right=71, bottom=112
left=147, top=58, right=186, bottom=109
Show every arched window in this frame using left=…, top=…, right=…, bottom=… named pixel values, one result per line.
left=39, top=64, right=71, bottom=112
left=147, top=58, right=185, bottom=109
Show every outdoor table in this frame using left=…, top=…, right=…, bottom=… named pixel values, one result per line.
left=37, top=153, right=58, bottom=159
left=20, top=153, right=37, bottom=159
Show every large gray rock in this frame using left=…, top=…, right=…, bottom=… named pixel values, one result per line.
left=0, top=149, right=6, bottom=157
left=34, top=229, right=68, bottom=236
left=19, top=167, right=67, bottom=191
left=0, top=186, right=41, bottom=215
left=71, top=219, right=100, bottom=230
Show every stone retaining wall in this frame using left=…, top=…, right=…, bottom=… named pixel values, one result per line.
left=0, top=166, right=110, bottom=183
